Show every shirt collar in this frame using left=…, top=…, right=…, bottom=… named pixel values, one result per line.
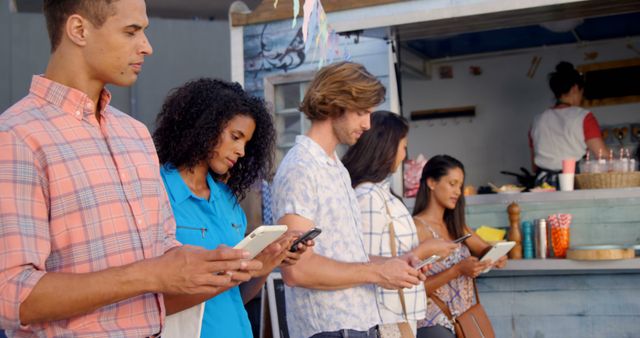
left=295, top=135, right=340, bottom=166
left=162, top=164, right=217, bottom=205
left=377, top=177, right=392, bottom=191
left=29, top=75, right=112, bottom=121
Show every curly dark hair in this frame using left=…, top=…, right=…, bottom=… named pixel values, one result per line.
left=153, top=78, right=275, bottom=201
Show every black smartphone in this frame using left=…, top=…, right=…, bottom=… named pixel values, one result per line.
left=452, top=233, right=472, bottom=244
left=290, top=227, right=322, bottom=252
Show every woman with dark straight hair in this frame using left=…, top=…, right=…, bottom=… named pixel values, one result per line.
left=412, top=155, right=506, bottom=338
left=343, top=111, right=456, bottom=336
left=530, top=61, right=608, bottom=187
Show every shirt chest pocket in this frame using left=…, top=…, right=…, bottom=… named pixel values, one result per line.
left=176, top=225, right=215, bottom=249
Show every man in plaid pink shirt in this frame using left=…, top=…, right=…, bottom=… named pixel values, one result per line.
left=0, top=1, right=261, bottom=336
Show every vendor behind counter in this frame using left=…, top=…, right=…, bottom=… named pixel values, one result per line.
left=529, top=61, right=609, bottom=186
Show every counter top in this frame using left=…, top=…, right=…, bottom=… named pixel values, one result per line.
left=483, top=258, right=640, bottom=277
left=465, top=187, right=640, bottom=206
left=404, top=187, right=640, bottom=208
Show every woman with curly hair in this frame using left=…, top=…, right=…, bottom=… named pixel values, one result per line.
left=153, top=78, right=309, bottom=338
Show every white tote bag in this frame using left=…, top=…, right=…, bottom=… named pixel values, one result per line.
left=163, top=303, right=205, bottom=338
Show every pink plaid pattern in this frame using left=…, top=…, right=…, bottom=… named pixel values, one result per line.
left=0, top=76, right=180, bottom=337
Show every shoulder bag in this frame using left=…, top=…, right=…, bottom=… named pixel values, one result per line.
left=430, top=280, right=495, bottom=338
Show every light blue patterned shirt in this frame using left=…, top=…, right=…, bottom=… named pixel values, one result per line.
left=272, top=135, right=381, bottom=338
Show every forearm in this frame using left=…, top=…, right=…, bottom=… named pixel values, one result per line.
left=20, top=260, right=154, bottom=325
left=240, top=276, right=267, bottom=304
left=424, top=266, right=460, bottom=296
left=411, top=243, right=440, bottom=260
left=465, top=227, right=492, bottom=258
left=282, top=253, right=378, bottom=290
left=164, top=288, right=227, bottom=315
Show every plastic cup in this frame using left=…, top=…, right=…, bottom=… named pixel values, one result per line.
left=558, top=173, right=575, bottom=191
left=562, top=158, right=576, bottom=174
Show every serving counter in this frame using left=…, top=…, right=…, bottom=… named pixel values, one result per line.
left=466, top=187, right=640, bottom=247
left=448, top=187, right=640, bottom=337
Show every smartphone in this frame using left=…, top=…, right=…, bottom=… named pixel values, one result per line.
left=452, top=233, right=472, bottom=244
left=414, top=255, right=440, bottom=270
left=290, top=227, right=322, bottom=252
left=480, top=241, right=516, bottom=273
left=234, top=225, right=288, bottom=259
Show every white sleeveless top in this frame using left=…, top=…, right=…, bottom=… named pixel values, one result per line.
left=531, top=106, right=590, bottom=171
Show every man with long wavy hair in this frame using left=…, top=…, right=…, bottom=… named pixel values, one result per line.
left=272, top=61, right=426, bottom=338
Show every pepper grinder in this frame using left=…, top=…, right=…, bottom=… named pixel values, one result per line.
left=507, top=202, right=523, bottom=259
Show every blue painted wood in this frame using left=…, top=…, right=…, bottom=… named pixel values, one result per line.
left=243, top=19, right=390, bottom=100
left=466, top=195, right=640, bottom=245
left=476, top=274, right=640, bottom=337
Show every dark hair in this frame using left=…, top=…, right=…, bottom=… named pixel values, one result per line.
left=43, top=0, right=118, bottom=52
left=412, top=155, right=466, bottom=239
left=548, top=61, right=584, bottom=100
left=153, top=78, right=275, bottom=201
left=300, top=61, right=386, bottom=121
left=342, top=111, right=409, bottom=188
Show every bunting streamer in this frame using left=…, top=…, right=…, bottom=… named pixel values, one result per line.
left=273, top=0, right=350, bottom=68
left=291, top=0, right=300, bottom=28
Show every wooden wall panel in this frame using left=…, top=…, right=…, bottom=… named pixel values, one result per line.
left=466, top=195, right=640, bottom=336
left=466, top=196, right=640, bottom=245
left=242, top=19, right=392, bottom=112
left=477, top=274, right=640, bottom=337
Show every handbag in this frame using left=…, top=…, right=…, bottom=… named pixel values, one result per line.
left=430, top=281, right=495, bottom=338
left=378, top=194, right=416, bottom=338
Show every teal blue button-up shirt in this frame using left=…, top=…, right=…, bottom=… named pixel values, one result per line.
left=160, top=164, right=252, bottom=338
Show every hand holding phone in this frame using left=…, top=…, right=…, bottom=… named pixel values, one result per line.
left=289, top=227, right=322, bottom=252
left=452, top=233, right=472, bottom=244
left=479, top=241, right=515, bottom=273
left=414, top=255, right=440, bottom=270
left=234, top=225, right=288, bottom=259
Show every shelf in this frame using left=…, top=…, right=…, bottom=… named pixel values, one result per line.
left=465, top=187, right=640, bottom=206
left=403, top=187, right=640, bottom=208
left=275, top=108, right=300, bottom=115
left=277, top=142, right=295, bottom=149
left=482, top=258, right=640, bottom=277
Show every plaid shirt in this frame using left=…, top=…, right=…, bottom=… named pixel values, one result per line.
left=0, top=76, right=180, bottom=337
left=355, top=180, right=427, bottom=324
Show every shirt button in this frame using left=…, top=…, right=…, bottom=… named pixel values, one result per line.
left=137, top=219, right=143, bottom=225
left=75, top=111, right=81, bottom=117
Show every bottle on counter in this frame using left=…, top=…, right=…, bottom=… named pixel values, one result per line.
left=521, top=221, right=534, bottom=259
left=534, top=218, right=548, bottom=259
left=507, top=202, right=522, bottom=259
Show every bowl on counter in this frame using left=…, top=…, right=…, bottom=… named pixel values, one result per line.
left=567, top=244, right=635, bottom=260
left=489, top=183, right=525, bottom=194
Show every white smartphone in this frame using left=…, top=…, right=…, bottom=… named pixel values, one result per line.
left=234, top=225, right=288, bottom=259
left=479, top=241, right=515, bottom=273
left=414, top=255, right=440, bottom=270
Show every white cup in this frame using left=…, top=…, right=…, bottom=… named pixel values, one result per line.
left=559, top=173, right=575, bottom=191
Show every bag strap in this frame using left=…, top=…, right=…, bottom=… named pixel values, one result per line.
left=430, top=279, right=481, bottom=321
left=380, top=191, right=410, bottom=322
